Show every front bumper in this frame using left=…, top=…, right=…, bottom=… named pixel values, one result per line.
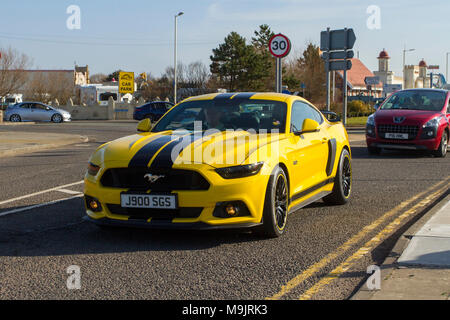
left=83, top=215, right=262, bottom=230
left=366, top=124, right=442, bottom=151
left=84, top=162, right=272, bottom=229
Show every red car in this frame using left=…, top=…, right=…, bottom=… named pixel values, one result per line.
left=366, top=89, right=449, bottom=157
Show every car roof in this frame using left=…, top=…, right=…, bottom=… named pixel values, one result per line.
left=399, top=88, right=448, bottom=94
left=181, top=92, right=307, bottom=104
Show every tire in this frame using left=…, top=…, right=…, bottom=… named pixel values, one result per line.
left=368, top=146, right=381, bottom=155
left=9, top=114, right=21, bottom=122
left=323, top=148, right=352, bottom=205
left=51, top=114, right=63, bottom=123
left=259, top=166, right=289, bottom=238
left=432, top=131, right=448, bottom=158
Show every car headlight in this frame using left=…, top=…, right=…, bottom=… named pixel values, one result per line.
left=423, top=116, right=443, bottom=128
left=87, top=162, right=100, bottom=176
left=366, top=114, right=375, bottom=126
left=215, top=162, right=264, bottom=179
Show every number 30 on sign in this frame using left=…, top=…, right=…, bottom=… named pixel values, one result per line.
left=269, top=34, right=291, bottom=58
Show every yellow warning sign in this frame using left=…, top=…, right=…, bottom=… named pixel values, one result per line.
left=119, top=72, right=134, bottom=94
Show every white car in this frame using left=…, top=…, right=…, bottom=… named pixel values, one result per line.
left=5, top=102, right=71, bottom=123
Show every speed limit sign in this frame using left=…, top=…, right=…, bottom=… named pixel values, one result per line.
left=269, top=34, right=291, bottom=58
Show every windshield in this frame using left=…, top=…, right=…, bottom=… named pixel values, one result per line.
left=152, top=99, right=287, bottom=133
left=380, top=90, right=446, bottom=111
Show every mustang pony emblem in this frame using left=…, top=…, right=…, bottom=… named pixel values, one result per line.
left=144, top=174, right=165, bottom=183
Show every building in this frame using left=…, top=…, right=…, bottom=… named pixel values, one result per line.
left=336, top=58, right=383, bottom=99
left=404, top=59, right=431, bottom=89
left=373, top=49, right=403, bottom=88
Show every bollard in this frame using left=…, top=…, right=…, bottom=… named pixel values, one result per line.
left=0, top=110, right=3, bottom=123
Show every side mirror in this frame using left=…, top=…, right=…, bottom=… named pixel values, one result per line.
left=137, top=118, right=152, bottom=132
left=321, top=111, right=341, bottom=122
left=295, top=118, right=320, bottom=135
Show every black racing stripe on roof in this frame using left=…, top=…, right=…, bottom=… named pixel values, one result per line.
left=232, top=93, right=256, bottom=100
left=213, top=93, right=236, bottom=100
left=150, top=133, right=204, bottom=169
left=128, top=135, right=175, bottom=168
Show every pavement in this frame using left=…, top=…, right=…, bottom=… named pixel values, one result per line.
left=1, top=121, right=449, bottom=299
left=352, top=193, right=450, bottom=300
left=0, top=130, right=88, bottom=158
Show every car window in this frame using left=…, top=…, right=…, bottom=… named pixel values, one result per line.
left=290, top=101, right=323, bottom=133
left=447, top=98, right=450, bottom=113
left=152, top=99, right=287, bottom=133
left=34, top=104, right=48, bottom=110
left=380, top=90, right=446, bottom=111
left=19, top=103, right=30, bottom=109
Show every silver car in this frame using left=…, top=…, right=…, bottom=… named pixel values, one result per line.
left=5, top=102, right=71, bottom=123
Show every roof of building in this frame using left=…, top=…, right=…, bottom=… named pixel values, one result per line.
left=75, top=65, right=88, bottom=73
left=419, top=59, right=427, bottom=67
left=337, top=58, right=382, bottom=88
left=378, top=49, right=390, bottom=59
left=12, top=69, right=74, bottom=72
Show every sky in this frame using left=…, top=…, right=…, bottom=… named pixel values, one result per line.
left=0, top=0, right=449, bottom=80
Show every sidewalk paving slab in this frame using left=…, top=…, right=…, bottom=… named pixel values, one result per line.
left=0, top=132, right=88, bottom=157
left=398, top=200, right=450, bottom=267
left=352, top=193, right=450, bottom=300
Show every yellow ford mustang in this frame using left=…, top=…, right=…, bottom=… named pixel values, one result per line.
left=84, top=92, right=352, bottom=237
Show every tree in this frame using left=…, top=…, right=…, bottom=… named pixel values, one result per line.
left=210, top=31, right=272, bottom=91
left=25, top=71, right=74, bottom=104
left=105, top=70, right=122, bottom=82
left=251, top=24, right=275, bottom=91
left=0, top=47, right=32, bottom=97
left=295, top=43, right=326, bottom=103
left=210, top=32, right=248, bottom=91
left=185, top=61, right=209, bottom=89
left=89, top=73, right=107, bottom=83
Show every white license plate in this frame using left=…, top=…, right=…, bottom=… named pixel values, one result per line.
left=120, top=194, right=177, bottom=209
left=385, top=133, right=408, bottom=139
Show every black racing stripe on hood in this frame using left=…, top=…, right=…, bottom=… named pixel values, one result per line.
left=128, top=135, right=175, bottom=168
left=150, top=133, right=204, bottom=169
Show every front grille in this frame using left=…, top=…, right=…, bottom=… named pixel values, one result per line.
left=100, top=168, right=210, bottom=191
left=106, top=204, right=203, bottom=220
left=377, top=124, right=419, bottom=140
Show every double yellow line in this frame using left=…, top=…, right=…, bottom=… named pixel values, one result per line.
left=267, top=176, right=450, bottom=300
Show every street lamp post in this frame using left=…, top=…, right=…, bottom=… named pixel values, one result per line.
left=402, top=47, right=415, bottom=89
left=446, top=52, right=450, bottom=82
left=174, top=12, right=184, bottom=104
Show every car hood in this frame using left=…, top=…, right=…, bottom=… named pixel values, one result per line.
left=375, top=109, right=441, bottom=124
left=90, top=130, right=285, bottom=168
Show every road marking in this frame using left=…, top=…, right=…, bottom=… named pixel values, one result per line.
left=57, top=189, right=83, bottom=195
left=267, top=176, right=450, bottom=300
left=0, top=194, right=84, bottom=217
left=298, top=185, right=447, bottom=300
left=0, top=181, right=84, bottom=206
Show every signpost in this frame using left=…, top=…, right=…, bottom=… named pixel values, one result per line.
left=269, top=34, right=291, bottom=93
left=384, top=84, right=402, bottom=96
left=119, top=71, right=135, bottom=94
left=320, top=27, right=356, bottom=126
